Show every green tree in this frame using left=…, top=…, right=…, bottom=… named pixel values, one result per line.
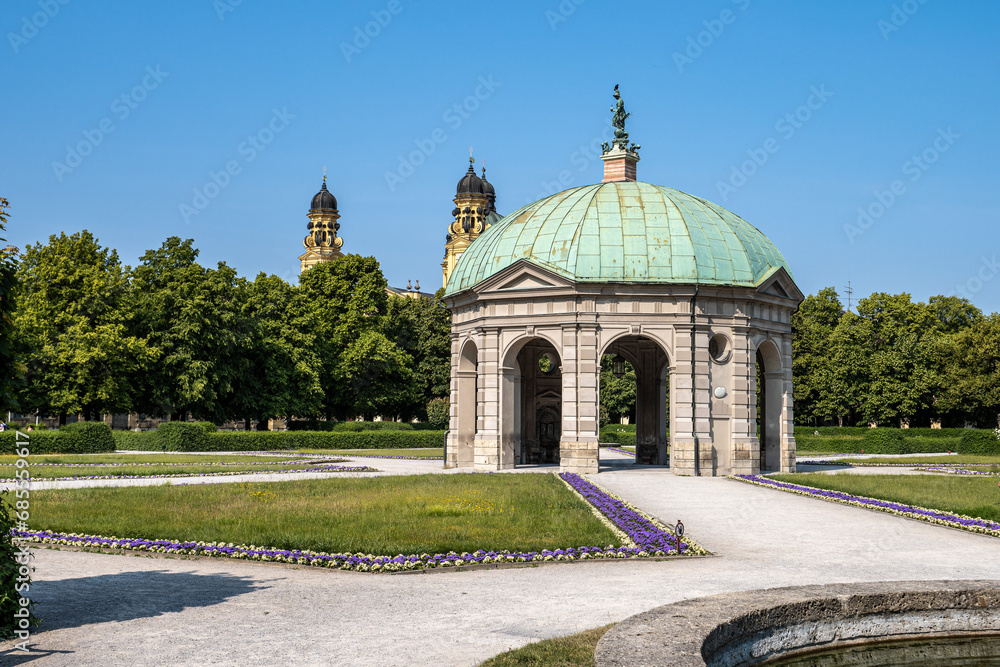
left=235, top=273, right=323, bottom=426
left=129, top=237, right=246, bottom=422
left=340, top=329, right=417, bottom=420
left=599, top=355, right=636, bottom=424
left=382, top=288, right=452, bottom=419
left=830, top=293, right=938, bottom=426
left=937, top=313, right=1000, bottom=428
left=298, top=255, right=397, bottom=419
left=14, top=231, right=157, bottom=420
left=791, top=287, right=843, bottom=425
left=0, top=198, right=23, bottom=413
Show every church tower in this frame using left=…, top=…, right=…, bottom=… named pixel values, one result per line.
left=299, top=175, right=344, bottom=272
left=442, top=157, right=502, bottom=287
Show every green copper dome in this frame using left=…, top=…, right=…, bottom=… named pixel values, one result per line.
left=444, top=181, right=793, bottom=295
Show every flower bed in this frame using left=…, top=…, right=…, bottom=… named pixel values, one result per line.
left=339, top=454, right=440, bottom=461
left=912, top=467, right=1000, bottom=476
left=733, top=474, right=1000, bottom=538
left=2, top=465, right=378, bottom=483
left=798, top=460, right=984, bottom=468
left=0, top=458, right=342, bottom=468
left=12, top=472, right=707, bottom=572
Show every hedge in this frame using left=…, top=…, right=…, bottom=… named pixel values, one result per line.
left=958, top=429, right=1000, bottom=455
left=0, top=431, right=65, bottom=455
left=145, top=422, right=214, bottom=452
left=333, top=421, right=413, bottom=432
left=599, top=426, right=637, bottom=447
left=287, top=419, right=337, bottom=431
left=112, top=430, right=154, bottom=451
left=794, top=426, right=971, bottom=439
left=860, top=429, right=913, bottom=455
left=793, top=434, right=958, bottom=454
left=0, top=422, right=117, bottom=455
left=107, top=429, right=446, bottom=452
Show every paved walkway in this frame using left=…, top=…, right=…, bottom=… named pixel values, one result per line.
left=3, top=456, right=999, bottom=666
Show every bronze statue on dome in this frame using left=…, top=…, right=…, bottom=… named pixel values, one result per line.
left=606, top=84, right=639, bottom=154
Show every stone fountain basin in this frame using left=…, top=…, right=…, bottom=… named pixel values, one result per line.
left=595, top=580, right=1000, bottom=666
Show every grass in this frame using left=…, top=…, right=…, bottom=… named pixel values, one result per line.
left=0, top=452, right=340, bottom=479
left=23, top=473, right=620, bottom=555
left=0, top=453, right=307, bottom=465
left=304, top=448, right=443, bottom=458
left=822, top=455, right=1000, bottom=467
left=0, top=461, right=344, bottom=479
left=771, top=472, right=1000, bottom=523
left=479, top=624, right=614, bottom=666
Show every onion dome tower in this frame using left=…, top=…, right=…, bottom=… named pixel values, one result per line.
left=299, top=174, right=345, bottom=272
left=441, top=153, right=502, bottom=288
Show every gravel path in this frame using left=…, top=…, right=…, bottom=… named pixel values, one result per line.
left=3, top=455, right=998, bottom=666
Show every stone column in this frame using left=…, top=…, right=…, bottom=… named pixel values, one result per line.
left=730, top=325, right=757, bottom=475
left=473, top=328, right=501, bottom=471
left=559, top=324, right=599, bottom=474
left=445, top=332, right=461, bottom=468
left=779, top=334, right=797, bottom=473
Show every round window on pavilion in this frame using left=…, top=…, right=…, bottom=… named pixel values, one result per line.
left=708, top=334, right=732, bottom=364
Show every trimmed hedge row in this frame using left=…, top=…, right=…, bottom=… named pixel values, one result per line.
left=333, top=421, right=413, bottom=432
left=599, top=426, right=637, bottom=447
left=113, top=429, right=446, bottom=452
left=794, top=426, right=973, bottom=439
left=793, top=434, right=958, bottom=454
left=0, top=422, right=115, bottom=455
left=288, top=420, right=440, bottom=432
left=958, top=429, right=1000, bottom=455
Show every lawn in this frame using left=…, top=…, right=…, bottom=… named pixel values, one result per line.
left=480, top=624, right=614, bottom=666
left=22, top=473, right=620, bottom=555
left=821, top=455, right=1000, bottom=467
left=770, top=472, right=1000, bottom=523
left=0, top=461, right=345, bottom=479
left=0, top=452, right=343, bottom=479
left=302, top=448, right=443, bottom=458
left=0, top=453, right=308, bottom=465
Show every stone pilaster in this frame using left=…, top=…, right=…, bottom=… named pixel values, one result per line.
left=780, top=335, right=797, bottom=473
left=473, top=328, right=501, bottom=471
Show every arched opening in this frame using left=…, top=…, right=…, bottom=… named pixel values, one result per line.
left=600, top=335, right=670, bottom=465
left=455, top=339, right=478, bottom=466
left=755, top=340, right=783, bottom=472
left=511, top=339, right=562, bottom=464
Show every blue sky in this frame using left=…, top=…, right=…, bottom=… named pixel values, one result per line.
left=2, top=1, right=998, bottom=312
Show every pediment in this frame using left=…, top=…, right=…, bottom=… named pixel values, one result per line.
left=755, top=266, right=804, bottom=303
left=474, top=259, right=575, bottom=294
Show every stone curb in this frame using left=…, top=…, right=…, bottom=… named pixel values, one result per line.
left=595, top=580, right=1000, bottom=666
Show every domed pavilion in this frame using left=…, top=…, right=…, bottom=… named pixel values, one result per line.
left=442, top=88, right=803, bottom=476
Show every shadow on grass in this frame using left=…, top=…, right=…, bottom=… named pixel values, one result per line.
left=794, top=463, right=853, bottom=472
left=0, top=568, right=271, bottom=663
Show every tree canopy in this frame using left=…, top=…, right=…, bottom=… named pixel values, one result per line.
left=11, top=233, right=451, bottom=425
